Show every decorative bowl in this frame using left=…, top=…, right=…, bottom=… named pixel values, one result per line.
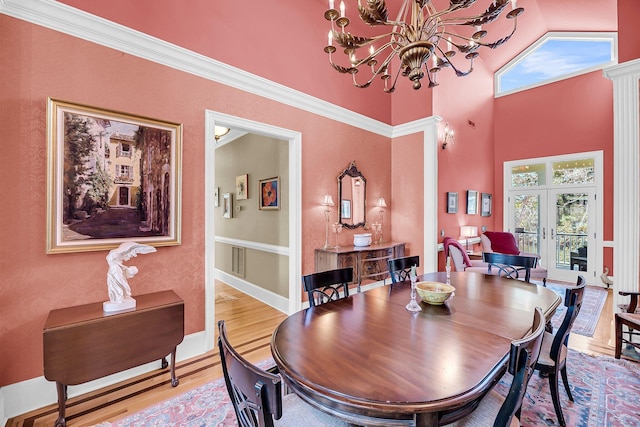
left=353, top=233, right=372, bottom=247
left=415, top=282, right=455, bottom=305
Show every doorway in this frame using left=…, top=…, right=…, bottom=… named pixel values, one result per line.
left=204, top=110, right=302, bottom=351
left=505, top=152, right=602, bottom=283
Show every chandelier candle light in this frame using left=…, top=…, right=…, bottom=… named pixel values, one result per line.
left=324, top=0, right=524, bottom=91
left=322, top=194, right=336, bottom=249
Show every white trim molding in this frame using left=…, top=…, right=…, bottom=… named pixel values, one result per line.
left=604, top=58, right=640, bottom=310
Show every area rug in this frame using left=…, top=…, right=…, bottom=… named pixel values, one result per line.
left=535, top=280, right=608, bottom=337
left=99, top=351, right=640, bottom=427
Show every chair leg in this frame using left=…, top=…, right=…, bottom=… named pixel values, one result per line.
left=548, top=372, right=566, bottom=427
left=560, top=365, right=573, bottom=402
left=615, top=314, right=623, bottom=359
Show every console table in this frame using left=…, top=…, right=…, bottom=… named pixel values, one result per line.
left=43, top=290, right=184, bottom=427
left=315, top=242, right=405, bottom=292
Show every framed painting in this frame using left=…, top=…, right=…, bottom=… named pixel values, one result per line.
left=481, top=193, right=492, bottom=217
left=466, top=190, right=478, bottom=215
left=46, top=98, right=182, bottom=254
left=341, top=199, right=352, bottom=219
left=259, top=177, right=280, bottom=210
left=446, top=192, right=458, bottom=214
left=223, top=193, right=233, bottom=218
left=236, top=174, right=248, bottom=200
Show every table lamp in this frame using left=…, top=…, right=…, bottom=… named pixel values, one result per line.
left=460, top=225, right=477, bottom=253
left=321, top=194, right=335, bottom=249
left=376, top=197, right=387, bottom=243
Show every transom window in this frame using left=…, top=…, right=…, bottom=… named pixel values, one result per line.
left=495, top=32, right=617, bottom=97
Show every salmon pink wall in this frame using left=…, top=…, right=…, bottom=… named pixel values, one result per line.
left=390, top=133, right=424, bottom=270
left=617, top=0, right=640, bottom=62
left=0, top=15, right=392, bottom=386
left=494, top=71, right=614, bottom=270
left=434, top=60, right=496, bottom=267
left=56, top=0, right=394, bottom=124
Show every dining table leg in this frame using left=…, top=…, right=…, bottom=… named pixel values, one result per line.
left=415, top=412, right=438, bottom=427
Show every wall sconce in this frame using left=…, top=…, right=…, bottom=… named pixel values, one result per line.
left=460, top=225, right=478, bottom=253
left=442, top=123, right=454, bottom=149
left=321, top=194, right=335, bottom=249
left=214, top=125, right=230, bottom=141
left=376, top=197, right=387, bottom=243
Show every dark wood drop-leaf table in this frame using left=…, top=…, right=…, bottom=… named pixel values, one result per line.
left=271, top=272, right=560, bottom=426
left=43, top=290, right=184, bottom=427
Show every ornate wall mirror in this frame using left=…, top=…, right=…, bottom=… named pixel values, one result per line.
left=338, top=161, right=366, bottom=229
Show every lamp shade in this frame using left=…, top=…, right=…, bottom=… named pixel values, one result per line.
left=460, top=226, right=478, bottom=238
left=321, top=194, right=335, bottom=207
left=376, top=197, right=387, bottom=208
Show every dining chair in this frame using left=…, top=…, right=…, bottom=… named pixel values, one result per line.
left=615, top=290, right=640, bottom=360
left=481, top=231, right=547, bottom=285
left=302, top=267, right=353, bottom=307
left=533, top=275, right=586, bottom=427
left=387, top=255, right=419, bottom=287
left=483, top=252, right=539, bottom=283
left=217, top=320, right=350, bottom=427
left=450, top=307, right=546, bottom=427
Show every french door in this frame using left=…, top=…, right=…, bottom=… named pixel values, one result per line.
left=505, top=152, right=602, bottom=284
left=508, top=188, right=595, bottom=283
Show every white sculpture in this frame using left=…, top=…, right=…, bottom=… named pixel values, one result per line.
left=104, top=241, right=157, bottom=312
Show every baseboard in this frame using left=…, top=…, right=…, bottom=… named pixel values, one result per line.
left=1, top=330, right=207, bottom=421
left=215, top=270, right=289, bottom=313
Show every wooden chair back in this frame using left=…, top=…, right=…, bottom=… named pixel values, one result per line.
left=302, top=267, right=353, bottom=306
left=387, top=255, right=420, bottom=286
left=483, top=252, right=538, bottom=283
left=494, top=307, right=546, bottom=427
left=549, top=276, right=586, bottom=362
left=218, top=320, right=282, bottom=427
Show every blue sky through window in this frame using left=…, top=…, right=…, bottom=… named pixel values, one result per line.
left=498, top=35, right=615, bottom=94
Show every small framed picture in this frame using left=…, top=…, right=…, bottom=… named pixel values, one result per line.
left=214, top=187, right=219, bottom=207
left=259, top=177, right=280, bottom=210
left=341, top=199, right=351, bottom=219
left=236, top=174, right=248, bottom=200
left=446, top=192, right=458, bottom=214
left=481, top=193, right=492, bottom=217
left=223, top=193, right=232, bottom=218
left=467, top=190, right=478, bottom=215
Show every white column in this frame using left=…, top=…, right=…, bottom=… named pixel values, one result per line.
left=604, top=59, right=640, bottom=311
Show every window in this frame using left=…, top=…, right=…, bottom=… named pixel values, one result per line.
left=495, top=32, right=617, bottom=97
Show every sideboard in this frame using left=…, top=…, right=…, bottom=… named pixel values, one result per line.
left=43, top=290, right=184, bottom=427
left=315, top=242, right=406, bottom=292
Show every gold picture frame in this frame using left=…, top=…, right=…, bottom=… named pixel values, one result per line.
left=46, top=98, right=182, bottom=254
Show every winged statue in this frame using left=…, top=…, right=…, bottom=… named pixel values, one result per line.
left=104, top=241, right=157, bottom=311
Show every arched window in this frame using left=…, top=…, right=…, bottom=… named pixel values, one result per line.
left=495, top=32, right=617, bottom=97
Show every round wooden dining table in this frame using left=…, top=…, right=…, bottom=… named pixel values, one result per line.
left=271, top=272, right=561, bottom=426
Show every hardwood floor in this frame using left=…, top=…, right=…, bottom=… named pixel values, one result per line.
left=6, top=282, right=615, bottom=426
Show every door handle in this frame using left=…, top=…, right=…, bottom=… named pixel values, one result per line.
left=542, top=228, right=546, bottom=239
left=550, top=228, right=555, bottom=239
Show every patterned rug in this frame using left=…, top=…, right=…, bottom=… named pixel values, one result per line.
left=98, top=351, right=640, bottom=427
left=535, top=280, right=608, bottom=337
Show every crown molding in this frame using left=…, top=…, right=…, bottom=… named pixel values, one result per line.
left=0, top=0, right=394, bottom=137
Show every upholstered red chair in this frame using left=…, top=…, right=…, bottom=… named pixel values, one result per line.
left=481, top=231, right=547, bottom=285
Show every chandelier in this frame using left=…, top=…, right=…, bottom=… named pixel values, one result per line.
left=323, top=0, right=524, bottom=92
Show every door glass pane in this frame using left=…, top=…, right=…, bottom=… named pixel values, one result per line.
left=554, top=192, right=589, bottom=270
left=552, top=158, right=594, bottom=185
left=513, top=194, right=540, bottom=254
left=511, top=163, right=546, bottom=187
